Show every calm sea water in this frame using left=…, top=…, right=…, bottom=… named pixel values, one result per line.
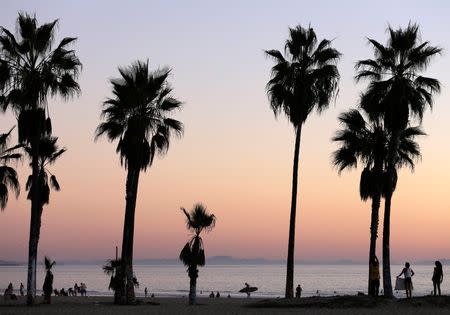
left=0, top=264, right=447, bottom=298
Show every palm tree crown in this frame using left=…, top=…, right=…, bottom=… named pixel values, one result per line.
left=179, top=204, right=216, bottom=268
left=96, top=60, right=183, bottom=170
left=265, top=25, right=341, bottom=126
left=24, top=136, right=65, bottom=206
left=356, top=23, right=441, bottom=131
left=0, top=12, right=81, bottom=110
left=0, top=127, right=21, bottom=209
left=333, top=109, right=424, bottom=199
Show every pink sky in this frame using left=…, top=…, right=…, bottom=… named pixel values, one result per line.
left=0, top=0, right=449, bottom=262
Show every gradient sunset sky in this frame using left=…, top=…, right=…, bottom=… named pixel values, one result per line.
left=1, top=0, right=449, bottom=262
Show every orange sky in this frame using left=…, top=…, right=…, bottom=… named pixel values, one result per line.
left=0, top=0, right=449, bottom=262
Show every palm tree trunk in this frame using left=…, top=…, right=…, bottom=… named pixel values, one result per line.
left=121, top=166, right=140, bottom=304
left=368, top=193, right=381, bottom=296
left=382, top=131, right=399, bottom=298
left=188, top=267, right=197, bottom=305
left=26, top=135, right=41, bottom=306
left=382, top=189, right=393, bottom=297
left=285, top=125, right=302, bottom=299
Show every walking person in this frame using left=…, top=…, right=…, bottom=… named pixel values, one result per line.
left=19, top=282, right=24, bottom=296
left=397, top=262, right=415, bottom=299
left=432, top=261, right=443, bottom=296
left=369, top=256, right=380, bottom=296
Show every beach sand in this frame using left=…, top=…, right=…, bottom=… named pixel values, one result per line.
left=1, top=295, right=450, bottom=314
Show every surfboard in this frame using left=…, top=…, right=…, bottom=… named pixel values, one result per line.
left=239, top=286, right=258, bottom=293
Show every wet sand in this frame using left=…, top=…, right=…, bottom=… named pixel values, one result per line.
left=1, top=295, right=450, bottom=314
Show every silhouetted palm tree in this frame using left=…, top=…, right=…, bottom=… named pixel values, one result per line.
left=102, top=259, right=138, bottom=304
left=43, top=256, right=55, bottom=304
left=103, top=259, right=123, bottom=304
left=0, top=127, right=21, bottom=210
left=179, top=203, right=216, bottom=305
left=0, top=13, right=81, bottom=305
left=333, top=109, right=424, bottom=296
left=96, top=60, right=183, bottom=304
left=355, top=23, right=441, bottom=297
left=265, top=24, right=341, bottom=298
left=24, top=136, right=66, bottom=211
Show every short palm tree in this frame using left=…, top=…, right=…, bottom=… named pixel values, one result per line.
left=356, top=23, right=441, bottom=297
left=96, top=60, right=183, bottom=304
left=42, top=256, right=55, bottom=304
left=0, top=127, right=21, bottom=210
left=333, top=109, right=424, bottom=296
left=0, top=13, right=81, bottom=305
left=179, top=203, right=216, bottom=305
left=102, top=258, right=138, bottom=304
left=265, top=24, right=341, bottom=298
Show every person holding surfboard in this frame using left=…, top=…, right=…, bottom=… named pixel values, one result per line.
left=239, top=283, right=258, bottom=297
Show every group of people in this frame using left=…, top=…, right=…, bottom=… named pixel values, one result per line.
left=369, top=257, right=444, bottom=298
left=51, top=282, right=87, bottom=297
left=3, top=282, right=23, bottom=300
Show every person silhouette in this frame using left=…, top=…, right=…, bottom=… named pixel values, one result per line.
left=296, top=284, right=302, bottom=298
left=369, top=256, right=380, bottom=296
left=432, top=261, right=443, bottom=296
left=19, top=282, right=24, bottom=296
left=397, top=262, right=415, bottom=299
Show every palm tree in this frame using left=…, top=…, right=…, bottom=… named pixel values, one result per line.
left=0, top=127, right=21, bottom=210
left=103, top=259, right=123, bottom=304
left=96, top=60, right=183, bottom=304
left=332, top=109, right=424, bottom=296
left=24, top=136, right=66, bottom=212
left=42, top=256, right=55, bottom=304
left=265, top=25, right=341, bottom=298
left=0, top=13, right=81, bottom=305
left=179, top=203, right=216, bottom=305
left=355, top=23, right=441, bottom=297
left=102, top=258, right=137, bottom=304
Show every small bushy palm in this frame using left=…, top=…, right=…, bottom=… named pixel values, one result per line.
left=42, top=256, right=55, bottom=304
left=179, top=204, right=216, bottom=305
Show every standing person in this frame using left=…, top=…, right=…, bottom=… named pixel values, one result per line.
left=432, top=261, right=444, bottom=296
left=296, top=284, right=302, bottom=298
left=19, top=283, right=24, bottom=296
left=80, top=283, right=87, bottom=296
left=397, top=262, right=415, bottom=299
left=245, top=283, right=251, bottom=298
left=144, top=287, right=148, bottom=298
left=74, top=283, right=79, bottom=296
left=369, top=256, right=381, bottom=296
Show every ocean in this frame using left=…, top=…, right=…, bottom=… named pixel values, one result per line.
left=0, top=264, right=446, bottom=298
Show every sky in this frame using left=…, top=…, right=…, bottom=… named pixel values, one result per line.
left=0, top=0, right=449, bottom=263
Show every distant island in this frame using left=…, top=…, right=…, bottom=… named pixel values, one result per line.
left=1, top=256, right=449, bottom=266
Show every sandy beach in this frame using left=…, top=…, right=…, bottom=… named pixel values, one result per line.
left=2, top=296, right=450, bottom=314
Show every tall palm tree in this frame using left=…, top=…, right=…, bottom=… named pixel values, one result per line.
left=96, top=60, right=183, bottom=304
left=0, top=127, right=21, bottom=210
left=332, top=109, right=424, bottom=296
left=179, top=203, right=216, bottom=305
left=355, top=23, right=441, bottom=297
left=0, top=13, right=81, bottom=305
left=265, top=25, right=341, bottom=298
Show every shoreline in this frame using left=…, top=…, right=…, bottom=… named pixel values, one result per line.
left=2, top=295, right=450, bottom=314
